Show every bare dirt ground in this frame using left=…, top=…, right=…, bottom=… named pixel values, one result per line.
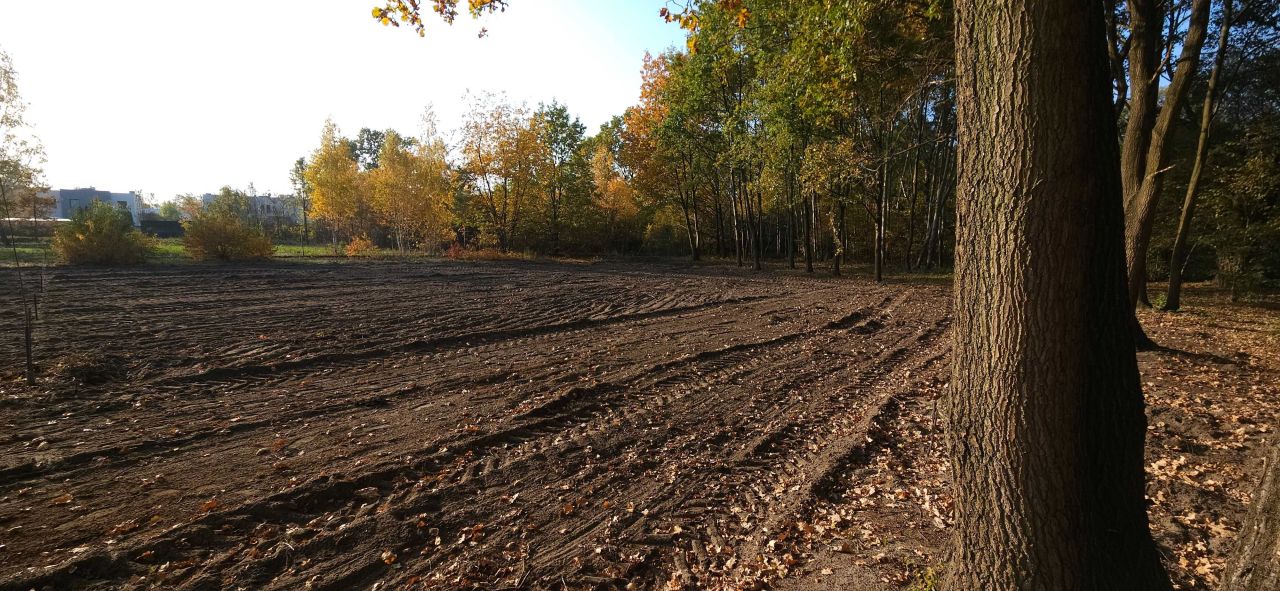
left=0, top=261, right=1276, bottom=590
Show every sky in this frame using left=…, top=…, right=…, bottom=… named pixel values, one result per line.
left=0, top=0, right=685, bottom=201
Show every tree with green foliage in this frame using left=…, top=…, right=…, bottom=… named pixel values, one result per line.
left=156, top=200, right=182, bottom=221
left=352, top=127, right=388, bottom=171
left=290, top=156, right=313, bottom=241
left=533, top=101, right=589, bottom=254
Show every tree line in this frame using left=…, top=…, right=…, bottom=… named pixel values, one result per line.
left=322, top=0, right=1280, bottom=304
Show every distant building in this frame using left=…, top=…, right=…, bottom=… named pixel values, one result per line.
left=45, top=188, right=144, bottom=224
left=199, top=193, right=300, bottom=224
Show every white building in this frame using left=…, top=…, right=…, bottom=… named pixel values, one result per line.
left=45, top=188, right=144, bottom=224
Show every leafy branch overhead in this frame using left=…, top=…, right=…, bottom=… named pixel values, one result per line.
left=371, top=0, right=744, bottom=42
left=372, top=0, right=509, bottom=36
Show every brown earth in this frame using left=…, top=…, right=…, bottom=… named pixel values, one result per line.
left=0, top=260, right=1275, bottom=590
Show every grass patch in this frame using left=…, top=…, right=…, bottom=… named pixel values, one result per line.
left=1, top=243, right=55, bottom=266
left=276, top=243, right=345, bottom=257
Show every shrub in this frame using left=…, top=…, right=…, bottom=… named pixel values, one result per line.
left=445, top=245, right=535, bottom=262
left=52, top=202, right=154, bottom=265
left=183, top=212, right=274, bottom=261
left=345, top=235, right=377, bottom=257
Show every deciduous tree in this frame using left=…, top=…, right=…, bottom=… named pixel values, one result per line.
left=948, top=0, right=1170, bottom=587
left=305, top=120, right=365, bottom=250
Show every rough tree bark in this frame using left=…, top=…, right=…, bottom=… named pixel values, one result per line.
left=946, top=0, right=1172, bottom=588
left=1166, top=0, right=1233, bottom=312
left=1120, top=0, right=1162, bottom=221
left=1222, top=443, right=1280, bottom=591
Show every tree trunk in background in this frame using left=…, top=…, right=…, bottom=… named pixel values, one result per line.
left=832, top=198, right=844, bottom=277
left=1124, top=0, right=1211, bottom=311
left=875, top=159, right=887, bottom=283
left=1116, top=0, right=1163, bottom=343
left=747, top=173, right=757, bottom=268
left=1223, top=444, right=1280, bottom=591
left=788, top=199, right=796, bottom=269
left=947, top=0, right=1171, bottom=588
left=1167, top=0, right=1232, bottom=312
left=1120, top=0, right=1161, bottom=227
left=805, top=192, right=815, bottom=273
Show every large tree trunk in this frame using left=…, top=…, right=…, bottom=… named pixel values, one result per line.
left=1222, top=444, right=1280, bottom=591
left=947, top=1, right=1171, bottom=589
left=1166, top=0, right=1232, bottom=312
left=1124, top=0, right=1212, bottom=311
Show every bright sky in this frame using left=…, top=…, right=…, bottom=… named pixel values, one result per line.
left=0, top=0, right=683, bottom=201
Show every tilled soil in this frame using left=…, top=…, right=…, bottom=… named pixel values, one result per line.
left=0, top=261, right=1275, bottom=590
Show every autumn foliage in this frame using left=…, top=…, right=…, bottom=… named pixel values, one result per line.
left=52, top=202, right=154, bottom=265
left=182, top=189, right=274, bottom=261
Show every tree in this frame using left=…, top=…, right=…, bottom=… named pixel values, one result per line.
left=369, top=129, right=452, bottom=251
left=157, top=200, right=182, bottom=221
left=176, top=194, right=204, bottom=219
left=353, top=127, right=388, bottom=171
left=1120, top=0, right=1212, bottom=314
left=588, top=121, right=644, bottom=252
left=305, top=119, right=365, bottom=250
left=947, top=1, right=1171, bottom=588
left=0, top=49, right=46, bottom=227
left=619, top=52, right=703, bottom=260
left=1, top=47, right=47, bottom=386
left=458, top=93, right=538, bottom=251
left=533, top=101, right=588, bottom=255
left=1165, top=0, right=1236, bottom=310
left=290, top=156, right=312, bottom=241
left=182, top=188, right=275, bottom=261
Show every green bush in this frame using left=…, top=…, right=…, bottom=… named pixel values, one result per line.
left=183, top=212, right=274, bottom=261
left=52, top=202, right=154, bottom=265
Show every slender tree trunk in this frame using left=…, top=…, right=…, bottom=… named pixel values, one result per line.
left=747, top=171, right=757, bottom=271
left=1167, top=0, right=1231, bottom=312
left=713, top=176, right=725, bottom=258
left=947, top=1, right=1171, bottom=588
left=691, top=196, right=701, bottom=262
left=804, top=192, right=814, bottom=273
left=874, top=159, right=887, bottom=283
left=550, top=187, right=561, bottom=256
left=905, top=92, right=925, bottom=272
left=788, top=196, right=796, bottom=269
left=1125, top=0, right=1211, bottom=312
left=833, top=199, right=845, bottom=276
left=730, top=173, right=742, bottom=266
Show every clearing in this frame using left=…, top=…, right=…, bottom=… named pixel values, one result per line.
left=1, top=261, right=1276, bottom=590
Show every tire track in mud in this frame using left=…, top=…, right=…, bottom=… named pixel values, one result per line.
left=0, top=263, right=951, bottom=591
left=0, top=293, right=783, bottom=488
